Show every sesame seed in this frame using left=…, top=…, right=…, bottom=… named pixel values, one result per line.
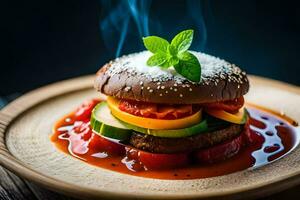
left=157, top=86, right=160, bottom=89
left=189, top=88, right=193, bottom=91
left=149, top=89, right=153, bottom=93
left=140, top=81, right=143, bottom=85
left=170, top=87, right=173, bottom=90
left=141, top=86, right=144, bottom=90
left=106, top=51, right=246, bottom=88
left=124, top=86, right=131, bottom=92
left=237, top=85, right=240, bottom=88
left=159, top=93, right=163, bottom=96
left=161, top=86, right=165, bottom=89
left=174, top=88, right=178, bottom=92
left=179, top=94, right=183, bottom=97
left=165, top=91, right=168, bottom=94
left=147, top=87, right=151, bottom=90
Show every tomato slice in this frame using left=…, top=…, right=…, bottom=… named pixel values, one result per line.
left=203, top=97, right=244, bottom=113
left=108, top=97, right=202, bottom=130
left=88, top=133, right=125, bottom=155
left=125, top=147, right=189, bottom=170
left=75, top=99, right=100, bottom=121
left=244, top=121, right=265, bottom=145
left=73, top=121, right=92, bottom=141
left=119, top=99, right=193, bottom=119
left=195, top=124, right=249, bottom=163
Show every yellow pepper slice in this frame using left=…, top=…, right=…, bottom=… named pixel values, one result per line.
left=107, top=97, right=202, bottom=130
left=205, top=107, right=247, bottom=124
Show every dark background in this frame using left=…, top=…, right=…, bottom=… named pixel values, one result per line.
left=1, top=1, right=300, bottom=199
left=2, top=0, right=300, bottom=104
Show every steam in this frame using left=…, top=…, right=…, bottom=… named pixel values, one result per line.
left=100, top=0, right=151, bottom=58
left=186, top=0, right=207, bottom=50
left=128, top=0, right=151, bottom=37
left=99, top=0, right=207, bottom=58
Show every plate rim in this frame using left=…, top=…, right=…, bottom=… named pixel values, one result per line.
left=0, top=75, right=300, bottom=200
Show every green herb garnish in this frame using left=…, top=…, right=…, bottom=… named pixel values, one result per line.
left=143, top=29, right=201, bottom=82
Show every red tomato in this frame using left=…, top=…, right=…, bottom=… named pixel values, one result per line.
left=244, top=122, right=265, bottom=145
left=88, top=133, right=125, bottom=155
left=195, top=128, right=247, bottom=163
left=74, top=99, right=100, bottom=121
left=203, top=97, right=244, bottom=113
left=125, top=147, right=189, bottom=170
left=119, top=99, right=193, bottom=119
left=72, top=121, right=92, bottom=141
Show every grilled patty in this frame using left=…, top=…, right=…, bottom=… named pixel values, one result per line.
left=129, top=124, right=244, bottom=154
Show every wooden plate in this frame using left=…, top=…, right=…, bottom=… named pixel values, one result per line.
left=0, top=75, right=300, bottom=200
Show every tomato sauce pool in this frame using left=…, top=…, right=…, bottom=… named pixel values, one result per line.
left=51, top=101, right=300, bottom=180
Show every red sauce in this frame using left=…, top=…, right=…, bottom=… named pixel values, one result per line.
left=51, top=101, right=299, bottom=180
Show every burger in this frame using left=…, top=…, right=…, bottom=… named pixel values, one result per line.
left=90, top=30, right=249, bottom=169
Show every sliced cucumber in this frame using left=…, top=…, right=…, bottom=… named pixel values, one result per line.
left=90, top=102, right=131, bottom=141
left=241, top=108, right=249, bottom=124
left=120, top=119, right=208, bottom=138
left=91, top=102, right=209, bottom=139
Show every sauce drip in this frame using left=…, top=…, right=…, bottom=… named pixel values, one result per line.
left=51, top=102, right=299, bottom=180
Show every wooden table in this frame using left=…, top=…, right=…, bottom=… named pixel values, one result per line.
left=0, top=166, right=76, bottom=200
left=0, top=164, right=299, bottom=200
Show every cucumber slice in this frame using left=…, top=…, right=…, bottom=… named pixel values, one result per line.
left=91, top=102, right=208, bottom=139
left=120, top=120, right=208, bottom=138
left=90, top=102, right=131, bottom=141
left=241, top=108, right=249, bottom=124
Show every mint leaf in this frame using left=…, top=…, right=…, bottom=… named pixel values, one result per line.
left=171, top=29, right=194, bottom=54
left=174, top=52, right=201, bottom=82
left=160, top=56, right=179, bottom=68
left=143, top=36, right=169, bottom=53
left=142, top=29, right=201, bottom=82
left=167, top=45, right=178, bottom=56
left=146, top=53, right=167, bottom=66
left=157, top=45, right=179, bottom=68
left=168, top=56, right=179, bottom=66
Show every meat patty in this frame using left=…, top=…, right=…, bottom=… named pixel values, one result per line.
left=129, top=124, right=244, bottom=154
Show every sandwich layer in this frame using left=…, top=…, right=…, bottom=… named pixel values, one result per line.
left=130, top=123, right=244, bottom=154
left=95, top=51, right=249, bottom=104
